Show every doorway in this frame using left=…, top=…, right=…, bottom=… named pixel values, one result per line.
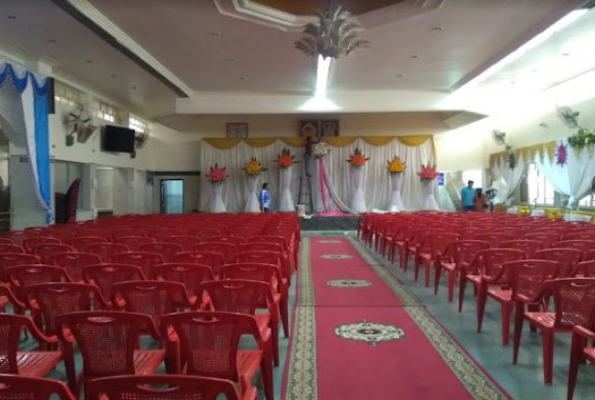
left=160, top=179, right=184, bottom=214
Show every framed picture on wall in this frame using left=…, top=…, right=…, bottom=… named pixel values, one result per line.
left=321, top=119, right=339, bottom=137
left=226, top=123, right=249, bottom=138
left=299, top=120, right=319, bottom=138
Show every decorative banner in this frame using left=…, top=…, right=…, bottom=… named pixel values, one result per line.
left=244, top=175, right=260, bottom=212
left=278, top=166, right=294, bottom=212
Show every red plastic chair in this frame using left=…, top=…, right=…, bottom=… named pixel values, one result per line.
left=160, top=311, right=273, bottom=400
left=567, top=325, right=595, bottom=400
left=192, top=242, right=237, bottom=264
left=162, top=235, right=203, bottom=251
left=82, top=263, right=146, bottom=307
left=573, top=260, right=595, bottom=277
left=112, top=251, right=164, bottom=279
left=0, top=374, right=77, bottom=400
left=55, top=311, right=165, bottom=396
left=22, top=237, right=61, bottom=253
left=173, top=251, right=225, bottom=276
left=114, top=236, right=155, bottom=251
left=86, top=374, right=255, bottom=400
left=2, top=230, right=33, bottom=246
left=555, top=240, right=595, bottom=258
left=0, top=313, right=62, bottom=377
left=0, top=238, right=14, bottom=245
left=86, top=243, right=130, bottom=263
left=414, top=232, right=459, bottom=288
left=197, top=279, right=280, bottom=366
left=482, top=259, right=559, bottom=346
left=186, top=227, right=220, bottom=240
left=563, top=232, right=595, bottom=241
left=154, top=262, right=214, bottom=308
left=475, top=233, right=515, bottom=248
left=42, top=228, right=74, bottom=244
left=434, top=240, right=490, bottom=302
left=74, top=228, right=111, bottom=240
left=140, top=242, right=182, bottom=263
left=111, top=280, right=191, bottom=317
left=513, top=278, right=595, bottom=384
left=235, top=251, right=288, bottom=285
left=0, top=244, right=25, bottom=254
left=148, top=228, right=183, bottom=241
left=500, top=239, right=543, bottom=258
left=522, top=232, right=561, bottom=248
left=111, top=228, right=146, bottom=239
left=30, top=243, right=75, bottom=264
left=68, top=236, right=108, bottom=252
left=534, top=248, right=583, bottom=277
left=0, top=282, right=26, bottom=314
left=47, top=252, right=102, bottom=282
left=205, top=235, right=246, bottom=247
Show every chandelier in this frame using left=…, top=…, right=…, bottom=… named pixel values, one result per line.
left=294, top=2, right=370, bottom=59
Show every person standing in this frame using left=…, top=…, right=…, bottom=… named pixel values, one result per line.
left=260, top=182, right=271, bottom=212
left=474, top=188, right=488, bottom=212
left=461, top=180, right=475, bottom=211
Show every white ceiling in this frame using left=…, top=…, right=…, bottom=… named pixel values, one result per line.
left=0, top=0, right=591, bottom=132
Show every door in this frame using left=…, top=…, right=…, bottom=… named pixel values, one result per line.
left=160, top=179, right=184, bottom=214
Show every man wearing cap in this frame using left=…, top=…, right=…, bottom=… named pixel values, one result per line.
left=461, top=180, right=475, bottom=211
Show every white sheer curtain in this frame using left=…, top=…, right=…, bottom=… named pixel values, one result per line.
left=199, top=138, right=435, bottom=213
left=534, top=142, right=595, bottom=209
left=491, top=153, right=527, bottom=202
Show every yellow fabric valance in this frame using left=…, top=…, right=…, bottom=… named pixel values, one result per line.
left=203, top=135, right=433, bottom=150
left=489, top=141, right=557, bottom=168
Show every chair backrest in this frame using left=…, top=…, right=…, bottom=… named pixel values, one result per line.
left=160, top=311, right=258, bottom=380
left=6, top=264, right=71, bottom=290
left=425, top=233, right=460, bottom=257
left=238, top=242, right=284, bottom=255
left=474, top=233, right=515, bottom=248
left=474, top=248, right=526, bottom=279
left=30, top=244, right=75, bottom=264
left=154, top=263, right=214, bottom=296
left=0, top=253, right=40, bottom=281
left=586, top=249, right=595, bottom=261
left=22, top=237, right=61, bottom=252
left=543, top=278, right=595, bottom=329
left=111, top=228, right=146, bottom=239
left=172, top=251, right=225, bottom=274
left=74, top=228, right=111, bottom=240
left=235, top=251, right=281, bottom=267
left=162, top=236, right=203, bottom=251
left=54, top=311, right=158, bottom=378
left=500, top=239, right=543, bottom=258
left=534, top=248, right=583, bottom=277
left=219, top=262, right=282, bottom=287
left=196, top=279, right=273, bottom=315
left=563, top=232, right=595, bottom=241
left=140, top=242, right=182, bottom=263
left=68, top=236, right=108, bottom=252
left=245, top=236, right=289, bottom=252
left=148, top=228, right=183, bottom=241
left=507, top=259, right=560, bottom=303
left=0, top=244, right=25, bottom=254
left=522, top=233, right=561, bottom=248
left=0, top=238, right=14, bottom=245
left=204, top=236, right=245, bottom=247
left=575, top=260, right=595, bottom=277
left=86, top=243, right=130, bottom=263
left=192, top=242, right=237, bottom=264
left=186, top=228, right=220, bottom=240
left=86, top=375, right=241, bottom=400
left=83, top=263, right=146, bottom=301
left=113, top=236, right=155, bottom=251
left=445, top=240, right=490, bottom=267
left=47, top=252, right=101, bottom=282
left=555, top=240, right=595, bottom=257
left=111, top=252, right=164, bottom=279
left=0, top=374, right=76, bottom=400
left=24, top=282, right=104, bottom=336
left=0, top=314, right=46, bottom=374
left=2, top=230, right=33, bottom=246
left=112, top=280, right=189, bottom=318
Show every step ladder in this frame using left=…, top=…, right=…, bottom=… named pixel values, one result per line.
left=297, top=158, right=314, bottom=214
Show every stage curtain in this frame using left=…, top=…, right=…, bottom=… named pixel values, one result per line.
left=199, top=137, right=436, bottom=213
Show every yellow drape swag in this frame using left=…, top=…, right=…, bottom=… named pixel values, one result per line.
left=203, top=135, right=433, bottom=150
left=489, top=141, right=557, bottom=169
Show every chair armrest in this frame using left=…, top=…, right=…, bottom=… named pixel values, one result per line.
left=0, top=282, right=26, bottom=309
left=24, top=316, right=59, bottom=345
left=572, top=325, right=595, bottom=340
left=243, top=386, right=258, bottom=400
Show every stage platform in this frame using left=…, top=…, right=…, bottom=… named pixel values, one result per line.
left=299, top=215, right=358, bottom=231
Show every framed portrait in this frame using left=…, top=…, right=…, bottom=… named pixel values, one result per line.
left=299, top=120, right=319, bottom=138
left=226, top=123, right=249, bottom=138
left=321, top=119, right=339, bottom=137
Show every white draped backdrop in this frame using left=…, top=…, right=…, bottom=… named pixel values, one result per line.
left=491, top=154, right=528, bottom=203
left=199, top=137, right=436, bottom=213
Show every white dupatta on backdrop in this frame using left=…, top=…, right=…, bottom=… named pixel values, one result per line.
left=199, top=136, right=436, bottom=213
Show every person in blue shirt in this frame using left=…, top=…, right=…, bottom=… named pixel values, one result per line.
left=260, top=182, right=271, bottom=212
left=461, top=180, right=476, bottom=211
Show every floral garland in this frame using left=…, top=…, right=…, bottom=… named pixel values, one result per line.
left=346, top=147, right=370, bottom=167
left=387, top=156, right=406, bottom=173
left=313, top=141, right=331, bottom=157
left=568, top=129, right=595, bottom=149
left=276, top=148, right=298, bottom=168
left=418, top=164, right=438, bottom=183
left=243, top=157, right=266, bottom=176
left=206, top=163, right=228, bottom=183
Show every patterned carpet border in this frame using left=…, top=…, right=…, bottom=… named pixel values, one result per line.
left=285, top=237, right=317, bottom=400
left=352, top=237, right=512, bottom=400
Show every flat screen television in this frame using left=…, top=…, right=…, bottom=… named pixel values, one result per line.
left=103, top=125, right=136, bottom=153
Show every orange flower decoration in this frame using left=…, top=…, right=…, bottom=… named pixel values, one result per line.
left=346, top=147, right=370, bottom=167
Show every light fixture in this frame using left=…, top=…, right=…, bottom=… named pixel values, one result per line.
left=294, top=1, right=370, bottom=60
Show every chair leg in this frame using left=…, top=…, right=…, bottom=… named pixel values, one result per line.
left=458, top=274, right=467, bottom=312
left=542, top=329, right=554, bottom=384
left=512, top=302, right=525, bottom=364
left=424, top=261, right=432, bottom=288
left=434, top=264, right=442, bottom=295
left=476, top=282, right=487, bottom=333
left=567, top=333, right=585, bottom=400
left=280, top=299, right=289, bottom=338
left=502, top=301, right=511, bottom=346
left=260, top=347, right=274, bottom=400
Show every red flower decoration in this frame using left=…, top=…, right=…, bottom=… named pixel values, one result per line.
left=206, top=163, right=228, bottom=183
left=556, top=142, right=568, bottom=166
left=418, top=164, right=438, bottom=182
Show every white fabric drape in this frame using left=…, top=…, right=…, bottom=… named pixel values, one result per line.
left=278, top=167, right=294, bottom=212
left=199, top=138, right=435, bottom=213
left=534, top=142, right=595, bottom=209
left=389, top=173, right=404, bottom=212
left=210, top=183, right=227, bottom=213
left=350, top=166, right=367, bottom=213
left=491, top=153, right=528, bottom=202
left=422, top=180, right=440, bottom=210
left=244, top=175, right=260, bottom=212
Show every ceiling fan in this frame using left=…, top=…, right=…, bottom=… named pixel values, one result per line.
left=65, top=108, right=97, bottom=145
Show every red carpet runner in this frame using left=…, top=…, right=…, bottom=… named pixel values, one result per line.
left=282, top=235, right=511, bottom=400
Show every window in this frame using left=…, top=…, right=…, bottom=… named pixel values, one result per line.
left=129, top=115, right=149, bottom=134
left=54, top=82, right=84, bottom=108
left=579, top=193, right=594, bottom=208
left=527, top=163, right=555, bottom=205
left=94, top=100, right=120, bottom=123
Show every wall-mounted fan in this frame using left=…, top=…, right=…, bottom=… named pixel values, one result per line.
left=557, top=106, right=581, bottom=130
left=65, top=108, right=97, bottom=146
left=134, top=132, right=149, bottom=149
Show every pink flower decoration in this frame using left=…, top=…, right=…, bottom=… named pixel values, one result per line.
left=206, top=163, right=228, bottom=183
left=556, top=142, right=568, bottom=166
